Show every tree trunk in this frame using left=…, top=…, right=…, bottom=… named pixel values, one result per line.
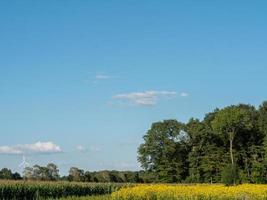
left=229, top=131, right=236, bottom=185
left=230, top=138, right=234, bottom=165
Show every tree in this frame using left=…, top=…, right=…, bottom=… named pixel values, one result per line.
left=12, top=172, right=22, bottom=180
left=47, top=163, right=60, bottom=180
left=258, top=101, right=267, bottom=182
left=138, top=120, right=189, bottom=182
left=84, top=171, right=91, bottom=182
left=22, top=163, right=59, bottom=181
left=221, top=164, right=239, bottom=186
left=211, top=105, right=254, bottom=166
left=186, top=118, right=208, bottom=182
left=259, top=102, right=267, bottom=158
left=69, top=167, right=84, bottom=182
left=0, top=168, right=22, bottom=180
left=0, top=168, right=13, bottom=179
left=23, top=167, right=34, bottom=179
left=259, top=101, right=267, bottom=136
left=32, top=165, right=49, bottom=180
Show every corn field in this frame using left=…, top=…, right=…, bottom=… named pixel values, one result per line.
left=0, top=180, right=122, bottom=200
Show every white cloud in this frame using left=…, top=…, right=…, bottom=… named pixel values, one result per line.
left=89, top=145, right=101, bottom=152
left=180, top=92, right=189, bottom=97
left=113, top=90, right=176, bottom=106
left=0, top=146, right=23, bottom=154
left=0, top=142, right=62, bottom=155
left=76, top=145, right=86, bottom=152
left=95, top=74, right=111, bottom=80
left=76, top=145, right=101, bottom=153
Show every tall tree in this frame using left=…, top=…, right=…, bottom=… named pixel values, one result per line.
left=0, top=168, right=13, bottom=179
left=69, top=167, right=85, bottom=182
left=186, top=117, right=227, bottom=183
left=138, top=120, right=189, bottom=182
left=47, top=163, right=60, bottom=180
left=211, top=105, right=254, bottom=166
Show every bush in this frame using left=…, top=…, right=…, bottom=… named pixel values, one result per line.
left=221, top=164, right=239, bottom=186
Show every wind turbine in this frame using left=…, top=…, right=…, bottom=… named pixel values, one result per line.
left=19, top=155, right=30, bottom=169
left=19, top=155, right=30, bottom=181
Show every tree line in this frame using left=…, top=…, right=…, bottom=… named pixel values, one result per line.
left=138, top=101, right=267, bottom=184
left=0, top=165, right=149, bottom=183
left=1, top=101, right=266, bottom=184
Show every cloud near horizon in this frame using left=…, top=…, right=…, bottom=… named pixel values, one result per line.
left=95, top=74, right=111, bottom=80
left=76, top=145, right=101, bottom=153
left=180, top=92, right=189, bottom=97
left=112, top=90, right=177, bottom=106
left=0, top=141, right=62, bottom=155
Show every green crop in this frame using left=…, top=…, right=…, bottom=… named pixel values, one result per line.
left=0, top=180, right=124, bottom=200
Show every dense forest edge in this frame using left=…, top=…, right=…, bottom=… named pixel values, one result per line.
left=1, top=101, right=267, bottom=185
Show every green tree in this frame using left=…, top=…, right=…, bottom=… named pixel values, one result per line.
left=0, top=168, right=13, bottom=179
left=258, top=102, right=267, bottom=182
left=211, top=105, right=254, bottom=166
left=23, top=167, right=34, bottom=179
left=47, top=163, right=60, bottom=180
left=68, top=167, right=85, bottom=182
left=84, top=171, right=92, bottom=182
left=186, top=117, right=228, bottom=183
left=138, top=120, right=189, bottom=182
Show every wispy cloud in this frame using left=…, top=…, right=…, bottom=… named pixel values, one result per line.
left=180, top=92, right=189, bottom=97
left=76, top=145, right=86, bottom=152
left=91, top=73, right=118, bottom=84
left=76, top=145, right=101, bottom=153
left=112, top=90, right=176, bottom=106
left=89, top=145, right=101, bottom=152
left=95, top=74, right=111, bottom=80
left=0, top=142, right=62, bottom=155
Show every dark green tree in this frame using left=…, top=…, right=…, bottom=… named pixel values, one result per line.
left=0, top=168, right=13, bottom=179
left=211, top=105, right=254, bottom=166
left=138, top=120, right=189, bottom=182
left=68, top=167, right=85, bottom=182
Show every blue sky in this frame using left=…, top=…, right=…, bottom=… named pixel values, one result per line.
left=0, top=1, right=267, bottom=175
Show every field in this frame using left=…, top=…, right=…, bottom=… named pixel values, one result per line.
left=0, top=180, right=123, bottom=200
left=55, top=195, right=111, bottom=200
left=2, top=181, right=267, bottom=199
left=111, top=184, right=267, bottom=200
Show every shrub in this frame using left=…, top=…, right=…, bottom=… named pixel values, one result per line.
left=221, top=164, right=239, bottom=186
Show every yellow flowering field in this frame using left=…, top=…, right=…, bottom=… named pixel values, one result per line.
left=111, top=184, right=267, bottom=200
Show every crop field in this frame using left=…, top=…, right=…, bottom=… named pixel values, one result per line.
left=54, top=195, right=111, bottom=200
left=2, top=181, right=267, bottom=200
left=0, top=180, right=123, bottom=200
left=111, top=184, right=267, bottom=200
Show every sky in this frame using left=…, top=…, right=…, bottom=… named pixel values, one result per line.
left=0, top=0, right=267, bottom=175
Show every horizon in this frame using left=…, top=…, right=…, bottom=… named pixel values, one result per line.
left=1, top=1, right=267, bottom=175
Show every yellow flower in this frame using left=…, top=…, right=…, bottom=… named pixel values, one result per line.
left=111, top=184, right=267, bottom=200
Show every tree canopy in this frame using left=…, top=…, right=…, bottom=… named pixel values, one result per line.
left=138, top=102, right=267, bottom=183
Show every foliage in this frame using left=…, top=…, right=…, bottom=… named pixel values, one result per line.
left=2, top=101, right=267, bottom=185
left=23, top=163, right=60, bottom=181
left=0, top=168, right=22, bottom=180
left=69, top=167, right=85, bottom=182
left=211, top=105, right=255, bottom=165
left=138, top=120, right=189, bottom=183
left=138, top=101, right=267, bottom=184
left=221, top=164, right=239, bottom=186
